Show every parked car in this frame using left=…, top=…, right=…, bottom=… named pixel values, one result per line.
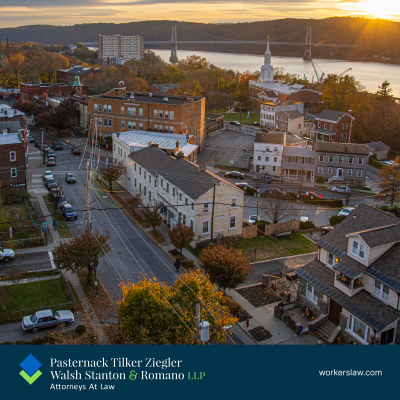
left=42, top=145, right=50, bottom=153
left=0, top=247, right=15, bottom=262
left=224, top=171, right=244, bottom=179
left=34, top=139, right=40, bottom=148
left=71, top=148, right=81, bottom=155
left=253, top=174, right=272, bottom=183
left=58, top=196, right=68, bottom=208
left=235, top=183, right=258, bottom=192
left=248, top=215, right=260, bottom=224
left=300, top=216, right=309, bottom=222
left=22, top=309, right=75, bottom=333
left=65, top=173, right=76, bottom=183
left=253, top=121, right=260, bottom=126
left=332, top=186, right=350, bottom=194
left=230, top=121, right=240, bottom=126
left=321, top=226, right=334, bottom=235
left=52, top=141, right=63, bottom=150
left=301, top=191, right=324, bottom=199
left=45, top=179, right=58, bottom=189
left=47, top=150, right=56, bottom=159
left=265, top=188, right=286, bottom=195
left=28, top=136, right=35, bottom=143
left=47, top=158, right=56, bottom=167
left=338, top=207, right=355, bottom=217
left=61, top=204, right=77, bottom=221
left=43, top=171, right=53, bottom=181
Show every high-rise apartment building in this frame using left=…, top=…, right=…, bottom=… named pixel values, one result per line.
left=98, top=34, right=144, bottom=63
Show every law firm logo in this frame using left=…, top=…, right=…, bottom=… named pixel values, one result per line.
left=19, top=354, right=42, bottom=385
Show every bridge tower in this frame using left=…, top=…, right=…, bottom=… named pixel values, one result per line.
left=169, top=21, right=178, bottom=65
left=303, top=26, right=312, bottom=61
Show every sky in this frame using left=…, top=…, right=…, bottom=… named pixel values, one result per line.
left=0, top=0, right=399, bottom=27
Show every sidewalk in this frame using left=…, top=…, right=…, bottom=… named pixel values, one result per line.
left=0, top=274, right=60, bottom=286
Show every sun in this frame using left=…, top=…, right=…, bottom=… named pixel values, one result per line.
left=362, top=0, right=399, bottom=18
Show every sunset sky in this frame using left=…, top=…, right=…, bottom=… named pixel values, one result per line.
left=0, top=0, right=399, bottom=27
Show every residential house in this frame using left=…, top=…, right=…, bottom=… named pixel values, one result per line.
left=260, top=101, right=304, bottom=129
left=88, top=86, right=206, bottom=149
left=0, top=105, right=26, bottom=132
left=127, top=146, right=244, bottom=246
left=365, top=142, right=390, bottom=160
left=297, top=203, right=400, bottom=345
left=275, top=109, right=310, bottom=136
left=0, top=130, right=27, bottom=192
left=253, top=131, right=285, bottom=177
left=310, top=109, right=355, bottom=143
left=150, top=83, right=180, bottom=95
left=314, top=142, right=369, bottom=184
left=282, top=146, right=316, bottom=182
left=57, top=65, right=100, bottom=85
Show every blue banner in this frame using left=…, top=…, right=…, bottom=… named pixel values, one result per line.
left=0, top=345, right=395, bottom=399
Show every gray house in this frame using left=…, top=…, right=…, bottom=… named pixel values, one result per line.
left=282, top=146, right=316, bottom=182
left=365, top=141, right=390, bottom=160
left=314, top=142, right=369, bottom=184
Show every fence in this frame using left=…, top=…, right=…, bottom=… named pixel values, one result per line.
left=242, top=219, right=301, bottom=239
left=224, top=122, right=258, bottom=136
left=0, top=237, right=45, bottom=249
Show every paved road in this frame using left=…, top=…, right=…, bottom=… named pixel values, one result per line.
left=0, top=251, right=53, bottom=276
left=27, top=126, right=177, bottom=297
left=241, top=253, right=318, bottom=287
left=0, top=313, right=82, bottom=343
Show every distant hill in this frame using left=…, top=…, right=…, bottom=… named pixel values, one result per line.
left=1, top=18, right=399, bottom=60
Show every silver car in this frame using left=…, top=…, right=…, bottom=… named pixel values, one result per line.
left=0, top=247, right=15, bottom=262
left=22, top=309, right=75, bottom=333
left=332, top=185, right=350, bottom=194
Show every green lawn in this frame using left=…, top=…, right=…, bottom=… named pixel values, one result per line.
left=0, top=277, right=72, bottom=322
left=43, top=197, right=72, bottom=238
left=189, top=232, right=317, bottom=262
left=221, top=112, right=260, bottom=125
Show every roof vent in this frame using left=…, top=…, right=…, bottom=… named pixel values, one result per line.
left=163, top=97, right=168, bottom=102
left=149, top=93, right=152, bottom=97
left=130, top=93, right=134, bottom=100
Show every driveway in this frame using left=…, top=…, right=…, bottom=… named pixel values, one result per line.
left=0, top=251, right=53, bottom=276
left=0, top=313, right=82, bottom=343
left=242, top=253, right=317, bottom=287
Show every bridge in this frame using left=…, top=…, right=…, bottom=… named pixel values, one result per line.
left=82, top=22, right=361, bottom=65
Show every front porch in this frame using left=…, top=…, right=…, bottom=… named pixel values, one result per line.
left=283, top=168, right=314, bottom=183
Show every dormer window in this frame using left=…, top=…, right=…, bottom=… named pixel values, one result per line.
left=327, top=253, right=339, bottom=267
left=373, top=280, right=389, bottom=302
left=351, top=239, right=365, bottom=260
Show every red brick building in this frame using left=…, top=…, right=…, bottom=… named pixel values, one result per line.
left=0, top=130, right=27, bottom=191
left=150, top=83, right=180, bottom=95
left=20, top=83, right=89, bottom=101
left=310, top=109, right=355, bottom=143
left=88, top=86, right=206, bottom=149
left=57, top=65, right=99, bottom=85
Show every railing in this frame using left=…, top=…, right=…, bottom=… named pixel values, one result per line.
left=328, top=175, right=344, bottom=183
left=224, top=122, right=258, bottom=136
left=170, top=217, right=178, bottom=228
left=0, top=237, right=44, bottom=249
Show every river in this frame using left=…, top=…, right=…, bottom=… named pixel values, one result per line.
left=150, top=49, right=400, bottom=97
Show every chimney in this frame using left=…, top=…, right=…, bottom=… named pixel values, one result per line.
left=176, top=151, right=185, bottom=159
left=198, top=164, right=207, bottom=172
left=176, top=139, right=180, bottom=151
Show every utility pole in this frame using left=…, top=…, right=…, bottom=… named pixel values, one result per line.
left=257, top=200, right=259, bottom=220
left=196, top=300, right=201, bottom=345
left=210, top=180, right=220, bottom=243
left=85, top=160, right=91, bottom=229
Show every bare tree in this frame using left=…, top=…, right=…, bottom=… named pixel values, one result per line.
left=259, top=192, right=298, bottom=224
left=8, top=267, right=23, bottom=291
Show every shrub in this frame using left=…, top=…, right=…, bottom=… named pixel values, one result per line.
left=245, top=187, right=256, bottom=196
left=316, top=176, right=324, bottom=183
left=257, top=220, right=271, bottom=225
left=181, top=259, right=195, bottom=271
left=2, top=189, right=30, bottom=204
left=329, top=215, right=346, bottom=225
left=369, top=156, right=385, bottom=169
left=227, top=299, right=241, bottom=314
left=300, top=220, right=316, bottom=230
left=75, top=325, right=87, bottom=336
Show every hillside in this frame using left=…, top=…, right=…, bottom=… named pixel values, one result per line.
left=1, top=17, right=399, bottom=60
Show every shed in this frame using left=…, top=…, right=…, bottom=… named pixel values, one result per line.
left=365, top=141, right=390, bottom=160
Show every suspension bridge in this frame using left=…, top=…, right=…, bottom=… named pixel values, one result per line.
left=81, top=22, right=361, bottom=65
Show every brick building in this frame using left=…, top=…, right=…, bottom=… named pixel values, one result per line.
left=0, top=130, right=27, bottom=191
left=88, top=85, right=206, bottom=149
left=20, top=83, right=89, bottom=101
left=150, top=83, right=180, bottom=95
left=57, top=65, right=99, bottom=85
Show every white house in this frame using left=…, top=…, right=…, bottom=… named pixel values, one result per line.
left=253, top=131, right=286, bottom=177
left=126, top=145, right=244, bottom=246
left=260, top=101, right=304, bottom=130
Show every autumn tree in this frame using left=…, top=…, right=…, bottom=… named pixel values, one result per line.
left=142, top=206, right=163, bottom=233
left=376, top=80, right=393, bottom=99
left=168, top=223, right=194, bottom=257
left=198, top=243, right=252, bottom=291
left=3, top=53, right=25, bottom=86
left=46, top=190, right=63, bottom=213
left=100, top=159, right=126, bottom=191
left=124, top=191, right=143, bottom=216
left=118, top=269, right=236, bottom=344
left=260, top=192, right=298, bottom=224
left=52, top=226, right=111, bottom=285
left=374, top=156, right=400, bottom=206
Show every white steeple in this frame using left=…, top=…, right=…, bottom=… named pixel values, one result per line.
left=259, top=36, right=274, bottom=83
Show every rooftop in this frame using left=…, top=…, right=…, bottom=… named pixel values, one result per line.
left=317, top=109, right=355, bottom=122
left=114, top=130, right=198, bottom=157
left=58, top=65, right=99, bottom=75
left=0, top=132, right=23, bottom=145
left=283, top=110, right=304, bottom=119
left=283, top=146, right=315, bottom=157
left=128, top=146, right=240, bottom=199
left=20, top=82, right=78, bottom=88
left=314, top=141, right=369, bottom=155
left=365, top=141, right=390, bottom=151
left=255, top=131, right=285, bottom=145
left=262, top=100, right=302, bottom=106
left=0, top=105, right=24, bottom=119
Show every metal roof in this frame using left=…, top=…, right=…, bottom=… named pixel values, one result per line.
left=317, top=238, right=347, bottom=259
left=365, top=141, right=390, bottom=151
left=365, top=267, right=400, bottom=293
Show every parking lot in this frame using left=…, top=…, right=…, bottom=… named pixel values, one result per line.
left=0, top=251, right=54, bottom=276
left=198, top=129, right=255, bottom=170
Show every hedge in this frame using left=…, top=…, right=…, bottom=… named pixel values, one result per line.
left=288, top=192, right=343, bottom=207
left=300, top=220, right=316, bottom=230
left=329, top=215, right=347, bottom=225
left=369, top=156, right=385, bottom=169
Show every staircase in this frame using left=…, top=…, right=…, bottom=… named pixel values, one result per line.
left=328, top=175, right=344, bottom=183
left=316, top=320, right=337, bottom=341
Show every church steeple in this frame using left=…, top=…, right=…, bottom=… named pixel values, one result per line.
left=259, top=36, right=274, bottom=83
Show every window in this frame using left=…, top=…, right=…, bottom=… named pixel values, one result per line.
left=380, top=328, right=395, bottom=345
left=190, top=219, right=194, bottom=231
left=148, top=190, right=151, bottom=201
left=231, top=198, right=237, bottom=208
left=273, top=166, right=276, bottom=172
left=108, top=105, right=112, bottom=113
left=134, top=163, right=137, bottom=171
left=191, top=202, right=194, bottom=211
left=11, top=168, right=17, bottom=178
left=357, top=169, right=362, bottom=178
left=170, top=111, right=174, bottom=120
left=121, top=120, right=125, bottom=129
left=94, top=103, right=98, bottom=111
left=265, top=156, right=269, bottom=162
left=347, top=315, right=370, bottom=343
left=108, top=119, right=112, bottom=127
left=324, top=123, right=327, bottom=129
left=124, top=151, right=126, bottom=159
left=172, top=187, right=176, bottom=198
left=159, top=110, right=163, bottom=118
left=182, top=213, right=186, bottom=225
left=169, top=126, right=174, bottom=133
left=98, top=118, right=102, bottom=126
left=351, top=240, right=365, bottom=260
left=134, top=178, right=137, bottom=188
left=139, top=182, right=142, bottom=192
left=154, top=109, right=158, bottom=118
left=166, top=183, right=169, bottom=193
left=144, top=171, right=146, bottom=179
left=154, top=124, right=158, bottom=131
left=306, top=283, right=319, bottom=304
left=104, top=118, right=107, bottom=126
left=185, top=197, right=188, bottom=206
left=139, top=123, right=143, bottom=130
left=266, top=146, right=270, bottom=151
left=149, top=175, right=152, bottom=184
left=144, top=186, right=146, bottom=196
left=229, top=215, right=237, bottom=230
left=340, top=134, right=343, bottom=140
left=330, top=124, right=334, bottom=131
left=327, top=167, right=332, bottom=175
left=10, top=151, right=16, bottom=161
left=164, top=110, right=169, bottom=119
left=121, top=106, right=125, bottom=115
left=179, top=192, right=182, bottom=202
left=327, top=253, right=339, bottom=267
left=318, top=166, right=323, bottom=174
left=274, top=157, right=277, bottom=162
left=139, top=108, right=143, bottom=117
left=139, top=167, right=142, bottom=175
left=347, top=169, right=353, bottom=176
left=328, top=155, right=334, bottom=163
left=258, top=156, right=261, bottom=161
left=203, top=203, right=209, bottom=213
left=318, top=122, right=321, bottom=128
left=159, top=125, right=163, bottom=132
left=274, top=147, right=278, bottom=152
left=202, top=220, right=209, bottom=234
left=338, top=156, right=343, bottom=164
left=373, top=280, right=389, bottom=302
left=160, top=178, right=163, bottom=187
left=99, top=104, right=102, bottom=112
left=348, top=157, right=354, bottom=165
left=319, top=155, right=324, bottom=162
left=358, top=157, right=363, bottom=165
